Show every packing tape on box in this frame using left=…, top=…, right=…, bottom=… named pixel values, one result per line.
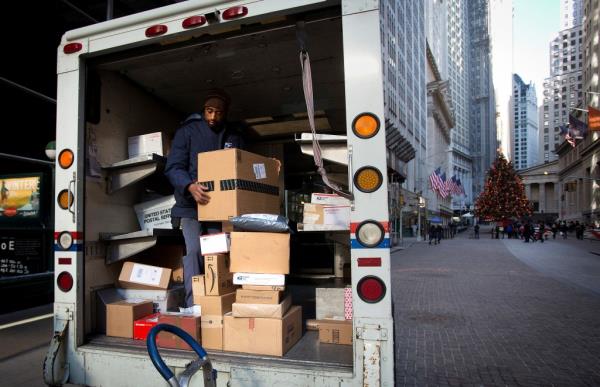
left=198, top=180, right=278, bottom=196
left=201, top=315, right=224, bottom=328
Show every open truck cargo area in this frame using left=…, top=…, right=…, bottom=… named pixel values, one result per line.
left=48, top=1, right=395, bottom=386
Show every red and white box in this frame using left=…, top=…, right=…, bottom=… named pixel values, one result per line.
left=344, top=287, right=353, bottom=320
left=133, top=312, right=160, bottom=340
left=199, top=233, right=230, bottom=255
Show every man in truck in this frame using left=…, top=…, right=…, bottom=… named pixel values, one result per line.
left=165, top=89, right=244, bottom=306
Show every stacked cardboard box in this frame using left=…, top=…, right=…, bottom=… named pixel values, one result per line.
left=192, top=248, right=237, bottom=350
left=312, top=287, right=354, bottom=346
left=299, top=193, right=351, bottom=231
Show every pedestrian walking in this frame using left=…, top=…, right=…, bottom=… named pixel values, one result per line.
left=551, top=223, right=557, bottom=239
left=474, top=224, right=480, bottom=239
left=428, top=224, right=437, bottom=245
left=436, top=225, right=443, bottom=244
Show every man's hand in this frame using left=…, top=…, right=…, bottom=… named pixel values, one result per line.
left=188, top=183, right=211, bottom=205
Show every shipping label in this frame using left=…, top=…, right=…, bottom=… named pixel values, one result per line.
left=130, top=263, right=163, bottom=286
left=252, top=163, right=267, bottom=180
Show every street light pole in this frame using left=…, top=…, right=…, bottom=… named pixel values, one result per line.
left=417, top=201, right=422, bottom=241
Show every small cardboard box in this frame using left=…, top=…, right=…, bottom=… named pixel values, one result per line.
left=95, top=288, right=123, bottom=334
left=133, top=195, right=175, bottom=231
left=157, top=313, right=202, bottom=350
left=133, top=312, right=160, bottom=340
left=233, top=273, right=285, bottom=286
left=128, top=131, right=164, bottom=158
left=197, top=148, right=281, bottom=221
left=242, top=284, right=285, bottom=291
left=194, top=292, right=236, bottom=350
left=302, top=203, right=350, bottom=230
left=316, top=288, right=346, bottom=320
left=204, top=255, right=235, bottom=296
left=223, top=306, right=302, bottom=356
left=318, top=320, right=353, bottom=345
left=230, top=232, right=290, bottom=274
left=116, top=285, right=184, bottom=313
left=118, top=262, right=171, bottom=290
left=236, top=289, right=283, bottom=304
left=232, top=295, right=292, bottom=318
left=192, top=275, right=206, bottom=298
left=136, top=245, right=184, bottom=283
left=199, top=233, right=230, bottom=255
left=106, top=300, right=154, bottom=338
left=311, top=193, right=351, bottom=206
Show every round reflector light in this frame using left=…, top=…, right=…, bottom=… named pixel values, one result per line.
left=357, top=276, right=386, bottom=303
left=57, top=190, right=73, bottom=210
left=352, top=113, right=380, bottom=139
left=58, top=231, right=73, bottom=250
left=353, top=166, right=382, bottom=193
left=356, top=221, right=385, bottom=248
left=182, top=15, right=207, bottom=29
left=57, top=271, right=74, bottom=292
left=58, top=149, right=74, bottom=169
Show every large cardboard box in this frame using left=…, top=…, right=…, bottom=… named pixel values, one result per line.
left=128, top=132, right=164, bottom=158
left=157, top=313, right=202, bottom=350
left=136, top=245, right=184, bottom=283
left=223, top=306, right=302, bottom=356
left=318, top=320, right=353, bottom=345
left=230, top=232, right=290, bottom=274
left=236, top=289, right=283, bottom=304
left=106, top=300, right=154, bottom=338
left=133, top=195, right=175, bottom=231
left=232, top=295, right=292, bottom=318
left=118, top=262, right=171, bottom=290
left=194, top=292, right=236, bottom=351
left=116, top=285, right=184, bottom=313
left=204, top=255, right=235, bottom=296
left=197, top=149, right=281, bottom=221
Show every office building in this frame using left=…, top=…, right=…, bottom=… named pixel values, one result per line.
left=512, top=74, right=539, bottom=170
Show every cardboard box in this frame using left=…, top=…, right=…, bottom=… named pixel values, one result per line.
left=193, top=292, right=236, bottom=315
left=95, top=288, right=123, bottom=334
left=302, top=203, right=350, bottom=230
left=305, top=319, right=319, bottom=331
left=192, top=275, right=206, bottom=298
left=242, top=284, right=285, bottom=291
left=223, top=306, right=302, bottom=356
left=199, top=233, right=230, bottom=255
left=197, top=149, right=281, bottom=221
left=116, top=285, right=184, bottom=313
left=128, top=132, right=164, bottom=158
left=204, top=255, right=235, bottom=296
left=230, top=232, right=290, bottom=274
left=157, top=313, right=202, bottom=350
left=194, top=292, right=236, bottom=350
left=232, top=295, right=292, bottom=318
left=311, top=193, right=351, bottom=206
left=136, top=245, right=184, bottom=283
left=316, top=288, right=346, bottom=320
left=118, top=262, right=171, bottom=290
left=106, top=300, right=154, bottom=338
left=233, top=273, right=285, bottom=286
left=133, top=312, right=160, bottom=340
left=133, top=195, right=175, bottom=231
left=318, top=320, right=353, bottom=345
left=236, top=289, right=283, bottom=304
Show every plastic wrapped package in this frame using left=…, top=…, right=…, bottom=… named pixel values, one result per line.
left=230, top=214, right=290, bottom=233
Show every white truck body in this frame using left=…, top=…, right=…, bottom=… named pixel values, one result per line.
left=48, top=1, right=395, bottom=386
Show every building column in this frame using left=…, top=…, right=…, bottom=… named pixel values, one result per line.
left=539, top=183, right=546, bottom=214
left=525, top=184, right=531, bottom=200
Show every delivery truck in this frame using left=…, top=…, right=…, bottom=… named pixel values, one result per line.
left=45, top=0, right=397, bottom=385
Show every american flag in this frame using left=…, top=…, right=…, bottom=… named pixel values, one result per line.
left=439, top=172, right=449, bottom=198
left=448, top=175, right=461, bottom=195
left=559, top=124, right=576, bottom=148
left=569, top=114, right=588, bottom=139
left=457, top=178, right=465, bottom=195
left=429, top=167, right=443, bottom=193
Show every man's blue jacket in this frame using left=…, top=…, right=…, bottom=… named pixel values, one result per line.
left=165, top=114, right=244, bottom=219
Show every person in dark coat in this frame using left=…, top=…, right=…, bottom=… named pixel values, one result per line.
left=436, top=225, right=443, bottom=244
left=165, top=89, right=244, bottom=307
left=429, top=224, right=437, bottom=245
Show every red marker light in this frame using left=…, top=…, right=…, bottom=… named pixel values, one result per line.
left=182, top=15, right=206, bottom=29
left=357, top=276, right=386, bottom=303
left=145, top=24, right=168, bottom=37
left=57, top=271, right=74, bottom=292
left=58, top=258, right=72, bottom=265
left=63, top=43, right=82, bottom=54
left=357, top=257, right=382, bottom=267
left=222, top=6, right=248, bottom=20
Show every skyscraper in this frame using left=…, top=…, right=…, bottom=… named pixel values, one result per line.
left=467, top=0, right=497, bottom=196
left=511, top=74, right=539, bottom=169
left=560, top=0, right=584, bottom=29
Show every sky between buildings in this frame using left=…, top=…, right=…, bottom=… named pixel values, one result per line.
left=513, top=0, right=560, bottom=103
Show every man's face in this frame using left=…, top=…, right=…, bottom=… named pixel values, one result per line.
left=203, top=97, right=226, bottom=128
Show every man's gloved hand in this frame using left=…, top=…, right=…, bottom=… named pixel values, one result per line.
left=188, top=182, right=211, bottom=205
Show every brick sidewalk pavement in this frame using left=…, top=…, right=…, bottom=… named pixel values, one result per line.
left=391, top=235, right=600, bottom=386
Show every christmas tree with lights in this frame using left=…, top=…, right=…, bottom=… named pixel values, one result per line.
left=475, top=153, right=531, bottom=221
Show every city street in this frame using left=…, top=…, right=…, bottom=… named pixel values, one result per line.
left=392, top=226, right=600, bottom=386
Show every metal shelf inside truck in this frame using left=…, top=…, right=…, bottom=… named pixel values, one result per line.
left=99, top=228, right=182, bottom=264
left=102, top=153, right=167, bottom=194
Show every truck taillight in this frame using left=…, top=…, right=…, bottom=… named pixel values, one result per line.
left=352, top=113, right=380, bottom=138
left=58, top=149, right=74, bottom=169
left=57, top=231, right=73, bottom=250
left=146, top=24, right=168, bottom=37
left=63, top=43, right=82, bottom=54
left=354, top=166, right=382, bottom=193
left=357, top=276, right=386, bottom=303
left=57, top=271, right=74, bottom=292
left=57, top=190, right=73, bottom=210
left=222, top=6, right=248, bottom=20
left=356, top=221, right=385, bottom=247
left=182, top=15, right=206, bottom=29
